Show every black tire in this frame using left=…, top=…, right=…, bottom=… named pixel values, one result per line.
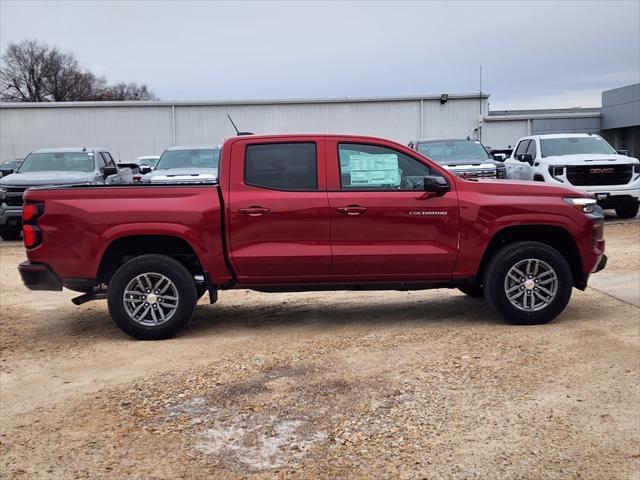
left=107, top=254, right=197, bottom=340
left=483, top=241, right=573, bottom=325
left=615, top=201, right=639, bottom=219
left=0, top=231, right=20, bottom=241
left=458, top=285, right=484, bottom=298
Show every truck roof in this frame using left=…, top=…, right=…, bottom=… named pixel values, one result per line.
left=414, top=138, right=484, bottom=144
left=525, top=133, right=601, bottom=140
left=31, top=147, right=106, bottom=154
left=165, top=145, right=219, bottom=151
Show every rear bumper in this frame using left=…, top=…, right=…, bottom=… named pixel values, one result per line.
left=18, top=261, right=63, bottom=291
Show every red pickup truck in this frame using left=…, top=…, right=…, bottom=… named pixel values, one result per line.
left=18, top=134, right=607, bottom=339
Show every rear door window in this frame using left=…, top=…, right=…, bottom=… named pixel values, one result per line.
left=245, top=143, right=317, bottom=191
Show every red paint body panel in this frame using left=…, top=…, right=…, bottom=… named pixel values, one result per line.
left=22, top=133, right=605, bottom=291
left=23, top=186, right=230, bottom=283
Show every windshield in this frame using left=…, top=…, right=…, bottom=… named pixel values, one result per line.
left=155, top=148, right=219, bottom=170
left=417, top=140, right=490, bottom=163
left=541, top=137, right=616, bottom=157
left=138, top=157, right=159, bottom=167
left=1, top=159, right=21, bottom=169
left=17, top=152, right=95, bottom=173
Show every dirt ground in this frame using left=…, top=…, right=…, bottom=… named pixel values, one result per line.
left=1, top=223, right=639, bottom=479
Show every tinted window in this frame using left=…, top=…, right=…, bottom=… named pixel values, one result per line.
left=514, top=140, right=530, bottom=158
left=526, top=140, right=537, bottom=157
left=245, top=143, right=317, bottom=191
left=417, top=140, right=490, bottom=163
left=540, top=136, right=616, bottom=157
left=339, top=143, right=430, bottom=191
left=101, top=152, right=116, bottom=167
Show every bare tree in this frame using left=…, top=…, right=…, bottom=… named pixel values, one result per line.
left=96, top=82, right=158, bottom=101
left=0, top=39, right=157, bottom=102
left=0, top=40, right=50, bottom=101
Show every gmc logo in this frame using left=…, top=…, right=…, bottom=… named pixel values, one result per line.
left=590, top=168, right=614, bottom=174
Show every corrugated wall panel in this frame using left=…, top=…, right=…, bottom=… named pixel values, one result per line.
left=482, top=120, right=529, bottom=149
left=1, top=98, right=487, bottom=161
left=0, top=106, right=173, bottom=162
left=174, top=101, right=422, bottom=146
left=421, top=98, right=487, bottom=140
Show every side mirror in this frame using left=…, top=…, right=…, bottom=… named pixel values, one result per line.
left=102, top=166, right=118, bottom=177
left=617, top=149, right=629, bottom=156
left=0, top=169, right=14, bottom=177
left=492, top=153, right=506, bottom=162
left=423, top=174, right=450, bottom=195
left=518, top=153, right=534, bottom=164
left=140, top=166, right=152, bottom=175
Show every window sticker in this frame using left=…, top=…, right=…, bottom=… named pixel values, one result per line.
left=348, top=153, right=400, bottom=186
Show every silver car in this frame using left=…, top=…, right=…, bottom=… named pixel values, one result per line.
left=141, top=146, right=220, bottom=183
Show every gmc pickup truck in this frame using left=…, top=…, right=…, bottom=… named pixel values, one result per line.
left=18, top=134, right=607, bottom=340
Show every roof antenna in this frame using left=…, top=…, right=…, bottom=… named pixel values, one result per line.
left=227, top=114, right=254, bottom=136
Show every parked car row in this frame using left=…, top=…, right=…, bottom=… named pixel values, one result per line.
left=0, top=145, right=220, bottom=240
left=409, top=134, right=639, bottom=219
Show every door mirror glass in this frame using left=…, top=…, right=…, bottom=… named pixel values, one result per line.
left=423, top=174, right=450, bottom=195
left=102, top=166, right=118, bottom=177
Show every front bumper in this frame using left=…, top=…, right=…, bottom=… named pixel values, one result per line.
left=0, top=203, right=22, bottom=231
left=18, top=261, right=63, bottom=291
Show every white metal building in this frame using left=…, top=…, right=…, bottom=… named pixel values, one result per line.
left=0, top=94, right=489, bottom=162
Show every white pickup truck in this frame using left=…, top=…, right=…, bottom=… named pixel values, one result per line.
left=505, top=133, right=640, bottom=218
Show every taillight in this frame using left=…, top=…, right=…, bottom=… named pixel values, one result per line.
left=23, top=203, right=43, bottom=223
left=22, top=202, right=44, bottom=249
left=23, top=225, right=41, bottom=249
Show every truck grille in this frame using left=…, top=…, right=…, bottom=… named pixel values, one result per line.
left=566, top=165, right=633, bottom=186
left=5, top=187, right=27, bottom=206
left=446, top=164, right=498, bottom=179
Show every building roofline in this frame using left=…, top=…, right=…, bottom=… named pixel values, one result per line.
left=0, top=93, right=490, bottom=109
left=485, top=109, right=602, bottom=121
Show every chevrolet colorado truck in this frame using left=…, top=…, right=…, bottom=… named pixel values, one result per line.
left=18, top=134, right=607, bottom=340
left=0, top=148, right=133, bottom=240
left=505, top=133, right=640, bottom=218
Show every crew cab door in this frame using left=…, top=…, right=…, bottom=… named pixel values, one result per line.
left=226, top=138, right=331, bottom=281
left=325, top=139, right=459, bottom=280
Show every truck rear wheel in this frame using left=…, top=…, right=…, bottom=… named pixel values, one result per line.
left=483, top=241, right=573, bottom=325
left=107, top=254, right=197, bottom=340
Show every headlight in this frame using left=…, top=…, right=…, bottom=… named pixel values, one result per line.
left=633, top=163, right=639, bottom=174
left=564, top=197, right=597, bottom=213
left=0, top=187, right=6, bottom=201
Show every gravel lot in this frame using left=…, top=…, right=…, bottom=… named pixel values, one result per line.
left=1, top=223, right=639, bottom=479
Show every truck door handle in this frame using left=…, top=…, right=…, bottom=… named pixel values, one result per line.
left=337, top=205, right=367, bottom=215
left=238, top=206, right=270, bottom=217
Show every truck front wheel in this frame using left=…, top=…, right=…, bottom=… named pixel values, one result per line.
left=483, top=241, right=573, bottom=325
left=107, top=254, right=198, bottom=340
left=615, top=200, right=639, bottom=219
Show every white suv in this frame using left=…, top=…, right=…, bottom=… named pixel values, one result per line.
left=505, top=133, right=640, bottom=218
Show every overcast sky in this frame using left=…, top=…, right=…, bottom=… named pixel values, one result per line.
left=1, top=0, right=638, bottom=109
